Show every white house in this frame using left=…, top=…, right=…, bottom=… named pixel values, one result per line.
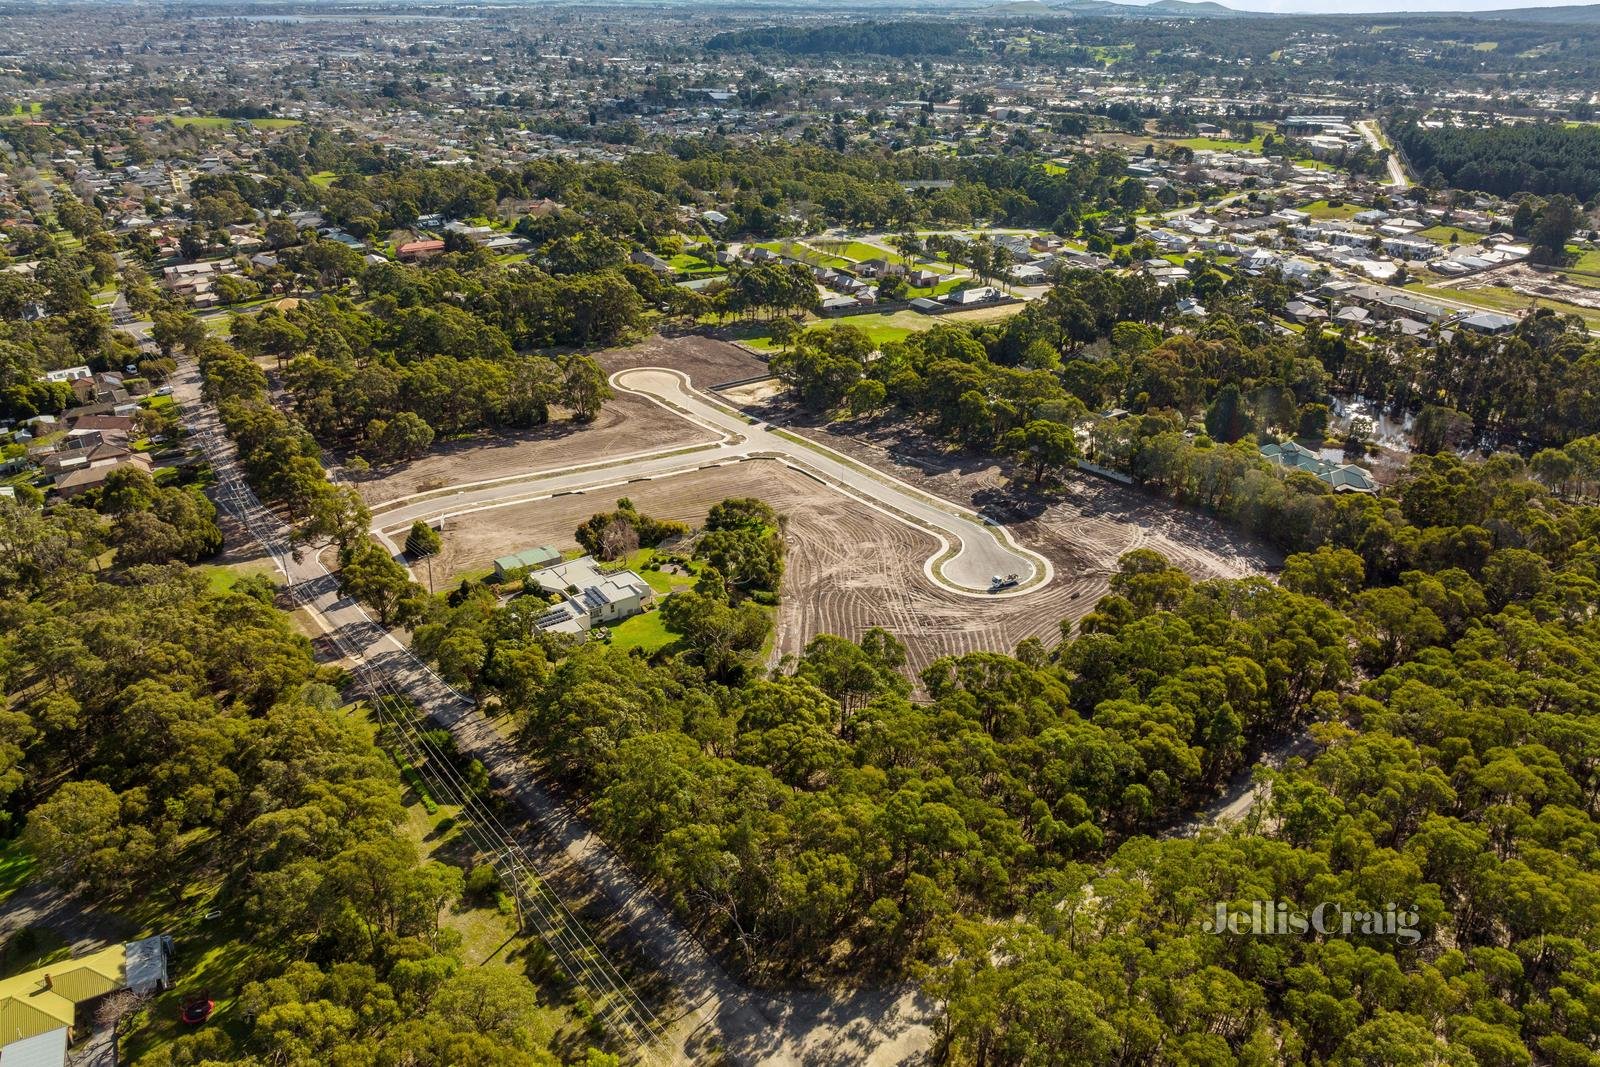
left=529, top=556, right=654, bottom=635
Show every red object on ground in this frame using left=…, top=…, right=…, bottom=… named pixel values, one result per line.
left=180, top=997, right=215, bottom=1025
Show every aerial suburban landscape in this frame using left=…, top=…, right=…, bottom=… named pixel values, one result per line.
left=3, top=0, right=1600, bottom=1063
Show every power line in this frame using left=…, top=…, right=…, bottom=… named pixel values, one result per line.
left=179, top=363, right=681, bottom=1065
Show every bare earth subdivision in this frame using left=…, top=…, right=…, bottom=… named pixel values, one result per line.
left=391, top=337, right=1281, bottom=674
left=348, top=389, right=720, bottom=505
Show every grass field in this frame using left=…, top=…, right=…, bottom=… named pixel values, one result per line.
left=751, top=240, right=853, bottom=271
left=0, top=103, right=43, bottom=122
left=739, top=300, right=1023, bottom=352
left=1175, top=133, right=1267, bottom=153
left=165, top=115, right=300, bottom=130
left=1300, top=199, right=1364, bottom=221
left=742, top=320, right=916, bottom=351
left=604, top=609, right=675, bottom=654
left=906, top=276, right=967, bottom=299
left=0, top=839, right=35, bottom=911
left=193, top=559, right=278, bottom=594
left=1417, top=282, right=1600, bottom=327
left=0, top=926, right=71, bottom=979
left=1568, top=248, right=1600, bottom=273
left=811, top=239, right=904, bottom=264
left=668, top=251, right=724, bottom=277
left=309, top=170, right=338, bottom=188
left=1414, top=224, right=1479, bottom=245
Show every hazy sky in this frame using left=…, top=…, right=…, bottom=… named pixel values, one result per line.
left=1144, top=0, right=1596, bottom=11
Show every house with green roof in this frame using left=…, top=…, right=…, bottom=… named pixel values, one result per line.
left=1260, top=440, right=1376, bottom=494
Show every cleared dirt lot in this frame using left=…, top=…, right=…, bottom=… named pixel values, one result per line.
left=345, top=391, right=717, bottom=507
left=428, top=459, right=1094, bottom=674
left=412, top=334, right=1280, bottom=675
left=730, top=379, right=1281, bottom=582
left=596, top=332, right=769, bottom=386
left=427, top=455, right=1276, bottom=678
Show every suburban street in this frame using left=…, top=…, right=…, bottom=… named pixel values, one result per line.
left=1357, top=119, right=1411, bottom=189
left=372, top=366, right=1052, bottom=597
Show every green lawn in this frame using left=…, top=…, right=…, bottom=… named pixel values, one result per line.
left=738, top=300, right=1020, bottom=352
left=194, top=559, right=278, bottom=594
left=1, top=927, right=71, bottom=979
left=668, top=252, right=724, bottom=277
left=1175, top=134, right=1266, bottom=153
left=1567, top=247, right=1600, bottom=274
left=0, top=839, right=36, bottom=910
left=811, top=239, right=905, bottom=264
left=750, top=241, right=853, bottom=271
left=905, top=276, right=966, bottom=299
left=610, top=548, right=698, bottom=596
left=165, top=115, right=300, bottom=130
left=1300, top=199, right=1364, bottom=221
left=309, top=171, right=338, bottom=188
left=164, top=115, right=234, bottom=129
left=1414, top=224, right=1480, bottom=245
left=744, top=319, right=917, bottom=351
left=0, top=103, right=42, bottom=123
left=1554, top=246, right=1600, bottom=289
left=605, top=609, right=676, bottom=654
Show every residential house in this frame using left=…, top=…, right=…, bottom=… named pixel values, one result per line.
left=0, top=936, right=174, bottom=1066
left=396, top=239, right=445, bottom=261
left=630, top=250, right=672, bottom=274
left=1260, top=440, right=1376, bottom=493
left=1456, top=310, right=1519, bottom=335
left=53, top=451, right=153, bottom=499
left=948, top=286, right=1000, bottom=306
left=1283, top=300, right=1327, bottom=325
left=528, top=556, right=654, bottom=635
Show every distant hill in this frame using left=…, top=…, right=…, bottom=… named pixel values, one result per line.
left=1467, top=3, right=1600, bottom=22
left=1041, top=0, right=1600, bottom=20
left=1047, top=0, right=1260, bottom=18
left=707, top=20, right=972, bottom=56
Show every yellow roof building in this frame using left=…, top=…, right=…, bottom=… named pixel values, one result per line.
left=1, top=935, right=170, bottom=1057
left=0, top=943, right=126, bottom=1046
